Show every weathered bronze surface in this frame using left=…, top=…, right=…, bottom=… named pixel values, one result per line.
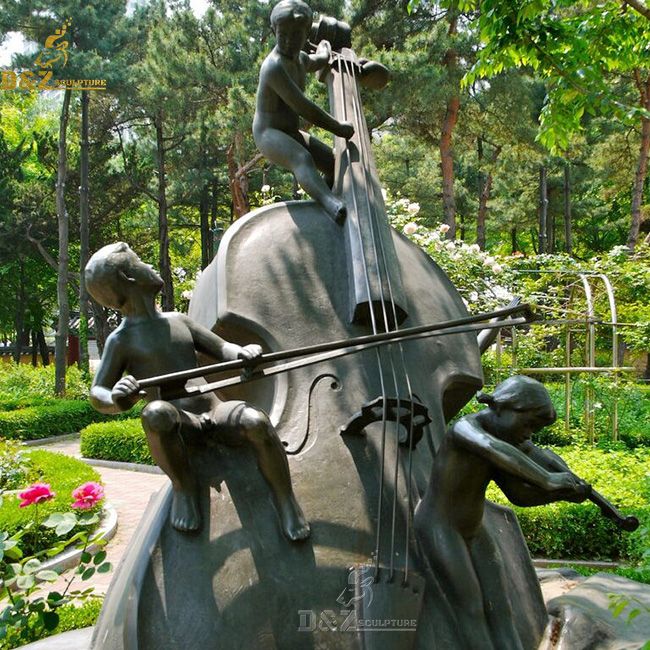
left=84, top=5, right=638, bottom=649
left=86, top=242, right=309, bottom=541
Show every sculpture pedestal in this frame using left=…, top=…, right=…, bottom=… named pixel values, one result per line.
left=87, top=439, right=548, bottom=650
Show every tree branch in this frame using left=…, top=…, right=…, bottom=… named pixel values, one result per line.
left=115, top=125, right=159, bottom=203
left=622, top=0, right=650, bottom=21
left=25, top=226, right=80, bottom=291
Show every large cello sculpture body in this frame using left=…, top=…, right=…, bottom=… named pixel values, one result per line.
left=90, top=29, right=546, bottom=650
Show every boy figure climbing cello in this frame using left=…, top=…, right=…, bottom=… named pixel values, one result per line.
left=415, top=376, right=591, bottom=650
left=86, top=242, right=310, bottom=541
left=254, top=0, right=354, bottom=223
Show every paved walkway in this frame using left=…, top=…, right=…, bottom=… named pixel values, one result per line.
left=30, top=436, right=167, bottom=596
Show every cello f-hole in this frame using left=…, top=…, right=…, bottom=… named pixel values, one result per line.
left=284, top=372, right=341, bottom=456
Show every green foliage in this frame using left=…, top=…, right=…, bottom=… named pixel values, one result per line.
left=0, top=507, right=110, bottom=648
left=80, top=418, right=153, bottom=465
left=0, top=450, right=100, bottom=557
left=0, top=400, right=137, bottom=441
left=0, top=441, right=30, bottom=491
left=0, top=598, right=102, bottom=649
left=487, top=445, right=650, bottom=561
left=0, top=401, right=96, bottom=441
left=0, top=365, right=90, bottom=403
left=451, top=1, right=650, bottom=151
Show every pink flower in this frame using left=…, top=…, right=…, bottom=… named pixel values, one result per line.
left=71, top=482, right=104, bottom=510
left=18, top=483, right=55, bottom=508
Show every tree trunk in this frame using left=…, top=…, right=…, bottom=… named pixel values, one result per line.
left=477, top=141, right=501, bottom=250
left=629, top=73, right=650, bottom=249
left=90, top=297, right=110, bottom=356
left=199, top=121, right=211, bottom=269
left=78, top=90, right=90, bottom=374
left=547, top=186, right=555, bottom=254
left=31, top=330, right=38, bottom=367
left=538, top=165, right=548, bottom=254
left=36, top=328, right=49, bottom=366
left=439, top=12, right=459, bottom=240
left=511, top=227, right=519, bottom=254
left=55, top=89, right=72, bottom=396
left=200, top=187, right=211, bottom=269
left=155, top=113, right=174, bottom=311
left=629, top=117, right=649, bottom=250
left=440, top=94, right=459, bottom=239
left=209, top=177, right=218, bottom=260
left=13, top=259, right=25, bottom=364
left=227, top=139, right=250, bottom=220
left=564, top=162, right=573, bottom=255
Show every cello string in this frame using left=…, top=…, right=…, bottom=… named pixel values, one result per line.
left=336, top=55, right=390, bottom=578
left=345, top=58, right=404, bottom=580
left=342, top=55, right=405, bottom=578
left=346, top=58, right=417, bottom=582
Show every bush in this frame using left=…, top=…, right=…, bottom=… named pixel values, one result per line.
left=0, top=364, right=90, bottom=402
left=487, top=445, right=650, bottom=562
left=0, top=450, right=102, bottom=557
left=0, top=395, right=54, bottom=412
left=0, top=401, right=141, bottom=441
left=0, top=597, right=103, bottom=649
left=0, top=440, right=30, bottom=490
left=53, top=598, right=103, bottom=634
left=80, top=418, right=153, bottom=465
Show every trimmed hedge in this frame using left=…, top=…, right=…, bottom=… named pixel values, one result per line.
left=80, top=418, right=153, bottom=465
left=487, top=445, right=650, bottom=562
left=0, top=449, right=102, bottom=557
left=0, top=400, right=142, bottom=441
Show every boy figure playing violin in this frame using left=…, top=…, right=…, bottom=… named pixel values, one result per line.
left=254, top=0, right=354, bottom=224
left=414, top=376, right=591, bottom=650
left=86, top=242, right=310, bottom=541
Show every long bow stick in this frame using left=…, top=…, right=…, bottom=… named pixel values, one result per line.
left=138, top=304, right=533, bottom=399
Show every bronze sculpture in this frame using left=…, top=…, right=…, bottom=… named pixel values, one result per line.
left=254, top=0, right=354, bottom=223
left=85, top=4, right=639, bottom=649
left=415, top=375, right=590, bottom=649
left=86, top=242, right=309, bottom=540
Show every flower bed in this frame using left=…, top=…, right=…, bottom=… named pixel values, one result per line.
left=0, top=446, right=111, bottom=647
left=0, top=449, right=103, bottom=556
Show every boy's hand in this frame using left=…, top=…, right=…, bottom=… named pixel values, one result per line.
left=335, top=121, right=355, bottom=140
left=111, top=375, right=142, bottom=410
left=238, top=344, right=263, bottom=366
left=315, top=39, right=332, bottom=61
left=238, top=344, right=263, bottom=381
left=547, top=472, right=591, bottom=501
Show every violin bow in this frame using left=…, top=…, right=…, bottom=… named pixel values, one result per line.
left=138, top=304, right=534, bottom=399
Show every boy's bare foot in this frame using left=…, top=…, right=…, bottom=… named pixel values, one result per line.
left=171, top=490, right=201, bottom=533
left=278, top=495, right=310, bottom=541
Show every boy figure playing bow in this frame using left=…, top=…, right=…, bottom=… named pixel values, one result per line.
left=254, top=0, right=354, bottom=223
left=415, top=376, right=590, bottom=650
left=86, top=242, right=310, bottom=541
